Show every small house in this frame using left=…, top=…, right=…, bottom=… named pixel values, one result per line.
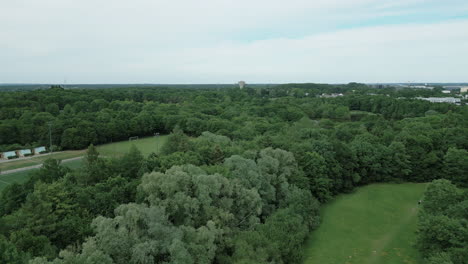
left=18, top=149, right=32, bottom=157
left=34, top=146, right=47, bottom=154
left=3, top=151, right=17, bottom=159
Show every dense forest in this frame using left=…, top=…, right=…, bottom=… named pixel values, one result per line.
left=0, top=84, right=467, bottom=263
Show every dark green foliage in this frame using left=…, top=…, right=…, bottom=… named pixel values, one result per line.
left=417, top=180, right=468, bottom=264
left=0, top=84, right=466, bottom=263
left=160, top=126, right=192, bottom=155
left=0, top=235, right=28, bottom=264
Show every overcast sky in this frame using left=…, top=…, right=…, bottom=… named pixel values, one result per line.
left=1, top=0, right=468, bottom=84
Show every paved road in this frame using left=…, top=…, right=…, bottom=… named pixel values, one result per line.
left=0, top=156, right=83, bottom=175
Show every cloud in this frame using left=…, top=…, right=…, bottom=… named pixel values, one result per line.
left=0, top=0, right=467, bottom=83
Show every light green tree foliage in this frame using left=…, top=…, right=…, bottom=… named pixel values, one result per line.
left=33, top=149, right=317, bottom=264
left=160, top=126, right=192, bottom=155
left=224, top=155, right=276, bottom=218
left=139, top=165, right=262, bottom=229
left=257, top=148, right=307, bottom=199
left=193, top=132, right=232, bottom=165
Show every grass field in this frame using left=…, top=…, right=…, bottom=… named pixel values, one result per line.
left=303, top=183, right=427, bottom=264
left=0, top=150, right=85, bottom=171
left=0, top=136, right=167, bottom=191
left=96, top=135, right=168, bottom=157
left=0, top=170, right=33, bottom=192
left=0, top=158, right=85, bottom=192
left=0, top=135, right=168, bottom=172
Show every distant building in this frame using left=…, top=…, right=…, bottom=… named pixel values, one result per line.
left=238, top=81, right=246, bottom=89
left=320, top=93, right=343, bottom=98
left=443, top=86, right=463, bottom=90
left=34, top=146, right=46, bottom=154
left=461, top=87, right=468, bottom=93
left=411, top=85, right=434, bottom=89
left=417, top=97, right=461, bottom=104
left=442, top=90, right=451, bottom=94
left=18, top=149, right=32, bottom=157
left=2, top=151, right=17, bottom=159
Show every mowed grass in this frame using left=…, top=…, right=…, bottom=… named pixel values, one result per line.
left=303, top=183, right=427, bottom=264
left=0, top=170, right=33, bottom=192
left=0, top=158, right=85, bottom=192
left=0, top=150, right=85, bottom=171
left=0, top=135, right=168, bottom=172
left=96, top=135, right=168, bottom=158
left=0, top=136, right=166, bottom=191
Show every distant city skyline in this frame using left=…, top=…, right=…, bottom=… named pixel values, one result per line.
left=1, top=0, right=468, bottom=84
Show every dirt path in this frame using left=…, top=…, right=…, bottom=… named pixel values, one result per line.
left=0, top=156, right=83, bottom=175
left=365, top=206, right=419, bottom=264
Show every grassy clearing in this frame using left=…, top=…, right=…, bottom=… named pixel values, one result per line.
left=303, top=183, right=426, bottom=264
left=0, top=150, right=85, bottom=171
left=0, top=135, right=168, bottom=172
left=0, top=136, right=167, bottom=191
left=0, top=158, right=84, bottom=191
left=96, top=135, right=168, bottom=158
left=0, top=170, right=33, bottom=192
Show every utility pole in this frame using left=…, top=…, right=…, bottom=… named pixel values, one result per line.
left=48, top=122, right=53, bottom=153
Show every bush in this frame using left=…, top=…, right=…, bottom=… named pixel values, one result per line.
left=7, top=155, right=18, bottom=160
left=24, top=153, right=33, bottom=157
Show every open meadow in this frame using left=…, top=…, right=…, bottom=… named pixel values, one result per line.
left=0, top=136, right=167, bottom=191
left=96, top=135, right=168, bottom=157
left=303, top=183, right=427, bottom=264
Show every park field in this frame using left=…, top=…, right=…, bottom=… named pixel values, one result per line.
left=0, top=158, right=84, bottom=192
left=96, top=135, right=168, bottom=157
left=0, top=136, right=167, bottom=191
left=303, top=183, right=426, bottom=264
left=0, top=135, right=167, bottom=172
left=0, top=150, right=85, bottom=171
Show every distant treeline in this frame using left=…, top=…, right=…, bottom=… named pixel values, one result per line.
left=0, top=83, right=461, bottom=152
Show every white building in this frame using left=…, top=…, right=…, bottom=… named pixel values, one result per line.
left=238, top=81, right=246, bottom=89
left=18, top=149, right=32, bottom=157
left=417, top=97, right=461, bottom=104
left=2, top=151, right=17, bottom=159
left=461, top=87, right=468, bottom=93
left=34, top=146, right=46, bottom=154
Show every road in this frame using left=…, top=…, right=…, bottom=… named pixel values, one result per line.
left=0, top=156, right=83, bottom=175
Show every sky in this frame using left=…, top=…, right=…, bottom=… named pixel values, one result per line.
left=1, top=0, right=468, bottom=84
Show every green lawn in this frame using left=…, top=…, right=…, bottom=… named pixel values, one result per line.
left=0, top=158, right=85, bottom=191
left=0, top=170, right=34, bottom=192
left=303, top=183, right=427, bottom=264
left=96, top=135, right=168, bottom=157
left=0, top=136, right=167, bottom=191
left=0, top=150, right=85, bottom=171
left=0, top=135, right=167, bottom=172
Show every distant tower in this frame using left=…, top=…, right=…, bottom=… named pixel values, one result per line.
left=238, top=81, right=246, bottom=89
